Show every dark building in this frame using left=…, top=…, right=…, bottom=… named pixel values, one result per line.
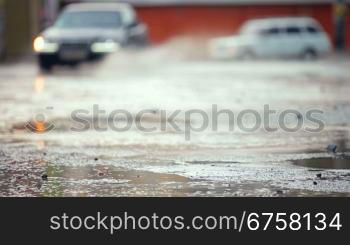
left=0, top=0, right=41, bottom=60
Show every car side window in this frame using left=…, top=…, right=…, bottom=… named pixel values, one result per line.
left=306, top=26, right=320, bottom=34
left=268, top=27, right=280, bottom=35
left=286, top=26, right=301, bottom=35
left=261, top=27, right=280, bottom=36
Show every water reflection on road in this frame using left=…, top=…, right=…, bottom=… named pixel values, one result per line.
left=0, top=49, right=350, bottom=196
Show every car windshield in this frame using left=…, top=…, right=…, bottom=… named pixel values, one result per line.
left=238, top=22, right=264, bottom=35
left=55, top=11, right=122, bottom=28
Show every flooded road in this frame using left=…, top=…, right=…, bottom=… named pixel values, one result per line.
left=1, top=48, right=350, bottom=196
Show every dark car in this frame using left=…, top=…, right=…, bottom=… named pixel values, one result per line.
left=33, top=3, right=148, bottom=71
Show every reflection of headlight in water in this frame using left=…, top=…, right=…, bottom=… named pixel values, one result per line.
left=91, top=41, right=120, bottom=53
left=33, top=36, right=59, bottom=53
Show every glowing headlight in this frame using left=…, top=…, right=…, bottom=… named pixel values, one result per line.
left=33, top=36, right=59, bottom=53
left=91, top=40, right=120, bottom=53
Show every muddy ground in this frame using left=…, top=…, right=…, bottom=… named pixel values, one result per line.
left=0, top=47, right=350, bottom=196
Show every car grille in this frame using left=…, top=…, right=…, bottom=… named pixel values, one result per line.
left=58, top=42, right=91, bottom=60
left=60, top=43, right=90, bottom=52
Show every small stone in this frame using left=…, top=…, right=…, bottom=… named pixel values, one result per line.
left=313, top=181, right=317, bottom=185
left=316, top=173, right=322, bottom=179
left=41, top=174, right=48, bottom=181
left=326, top=144, right=337, bottom=154
left=94, top=157, right=99, bottom=161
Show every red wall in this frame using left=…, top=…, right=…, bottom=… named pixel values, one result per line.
left=135, top=4, right=349, bottom=48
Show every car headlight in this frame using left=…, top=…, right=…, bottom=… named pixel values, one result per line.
left=33, top=36, right=59, bottom=53
left=91, top=40, right=120, bottom=53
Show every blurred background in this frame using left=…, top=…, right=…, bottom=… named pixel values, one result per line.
left=0, top=0, right=349, bottom=61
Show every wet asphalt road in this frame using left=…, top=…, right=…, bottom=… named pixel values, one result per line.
left=0, top=48, right=350, bottom=196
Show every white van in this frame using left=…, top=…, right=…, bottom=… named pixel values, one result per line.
left=209, top=17, right=332, bottom=59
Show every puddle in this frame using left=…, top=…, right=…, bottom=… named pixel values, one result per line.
left=293, top=157, right=350, bottom=169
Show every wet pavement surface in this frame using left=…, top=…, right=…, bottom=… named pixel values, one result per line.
left=0, top=47, right=350, bottom=196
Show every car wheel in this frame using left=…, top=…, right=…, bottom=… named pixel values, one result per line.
left=302, top=48, right=318, bottom=60
left=239, top=49, right=255, bottom=60
left=38, top=55, right=54, bottom=72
